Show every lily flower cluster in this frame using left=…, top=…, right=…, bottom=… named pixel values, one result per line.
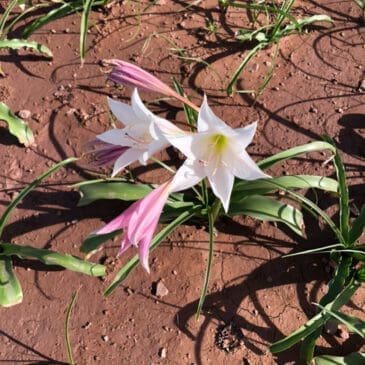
left=92, top=60, right=269, bottom=272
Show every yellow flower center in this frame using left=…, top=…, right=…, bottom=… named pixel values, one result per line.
left=210, top=134, right=228, bottom=154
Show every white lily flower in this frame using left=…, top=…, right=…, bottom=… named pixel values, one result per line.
left=93, top=88, right=182, bottom=176
left=154, top=96, right=270, bottom=212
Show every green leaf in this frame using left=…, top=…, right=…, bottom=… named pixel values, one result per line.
left=81, top=230, right=121, bottom=254
left=232, top=175, right=338, bottom=198
left=300, top=256, right=353, bottom=361
left=172, top=78, right=197, bottom=130
left=313, top=352, right=365, bottom=365
left=0, top=102, right=34, bottom=147
left=270, top=280, right=360, bottom=354
left=0, top=0, right=18, bottom=37
left=323, top=136, right=350, bottom=243
left=77, top=181, right=152, bottom=206
left=281, top=15, right=333, bottom=36
left=64, top=291, right=78, bottom=365
left=275, top=185, right=344, bottom=245
left=0, top=243, right=105, bottom=276
left=270, top=0, right=294, bottom=38
left=314, top=304, right=365, bottom=338
left=283, top=243, right=343, bottom=257
left=0, top=257, right=22, bottom=307
left=349, top=205, right=365, bottom=245
left=80, top=0, right=94, bottom=63
left=21, top=0, right=106, bottom=38
left=226, top=42, right=266, bottom=95
left=258, top=141, right=336, bottom=170
left=22, top=2, right=82, bottom=38
left=229, top=195, right=304, bottom=236
left=0, top=157, right=77, bottom=237
left=4, top=2, right=51, bottom=35
left=0, top=38, right=53, bottom=57
left=104, top=207, right=199, bottom=297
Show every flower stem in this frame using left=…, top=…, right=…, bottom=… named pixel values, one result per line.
left=196, top=207, right=216, bottom=319
left=150, top=156, right=176, bottom=174
left=211, top=199, right=222, bottom=223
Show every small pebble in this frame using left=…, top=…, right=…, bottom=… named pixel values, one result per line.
left=158, top=347, right=167, bottom=358
left=17, top=110, right=31, bottom=119
left=82, top=321, right=92, bottom=329
left=101, top=335, right=109, bottom=342
left=153, top=280, right=169, bottom=298
left=309, top=106, right=318, bottom=113
left=125, top=287, right=134, bottom=296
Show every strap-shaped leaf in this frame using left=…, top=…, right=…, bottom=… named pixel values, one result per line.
left=232, top=175, right=338, bottom=199
left=0, top=0, right=18, bottom=37
left=229, top=195, right=304, bottom=236
left=314, top=304, right=365, bottom=338
left=0, top=243, right=105, bottom=276
left=81, top=230, right=121, bottom=254
left=0, top=257, right=22, bottom=307
left=77, top=181, right=152, bottom=206
left=349, top=205, right=365, bottom=245
left=0, top=102, right=34, bottom=147
left=21, top=0, right=106, bottom=38
left=0, top=39, right=53, bottom=58
left=323, top=136, right=350, bottom=243
left=80, top=0, right=93, bottom=63
left=313, top=352, right=365, bottom=365
left=258, top=141, right=335, bottom=170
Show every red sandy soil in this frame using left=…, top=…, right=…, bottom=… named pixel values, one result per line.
left=0, top=1, right=364, bottom=364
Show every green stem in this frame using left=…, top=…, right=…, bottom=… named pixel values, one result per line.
left=196, top=207, right=216, bottom=319
left=211, top=199, right=222, bottom=223
left=201, top=178, right=209, bottom=207
left=150, top=156, right=176, bottom=174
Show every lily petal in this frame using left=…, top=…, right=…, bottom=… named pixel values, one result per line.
left=165, top=132, right=208, bottom=161
left=138, top=236, right=153, bottom=273
left=96, top=208, right=133, bottom=235
left=170, top=159, right=205, bottom=193
left=233, top=122, right=258, bottom=149
left=112, top=148, right=143, bottom=176
left=149, top=117, right=187, bottom=142
left=97, top=129, right=135, bottom=147
left=107, top=97, right=136, bottom=126
left=142, top=139, right=169, bottom=164
left=228, top=149, right=270, bottom=181
left=118, top=236, right=133, bottom=256
left=198, top=95, right=232, bottom=134
left=131, top=88, right=154, bottom=121
left=206, top=161, right=234, bottom=212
